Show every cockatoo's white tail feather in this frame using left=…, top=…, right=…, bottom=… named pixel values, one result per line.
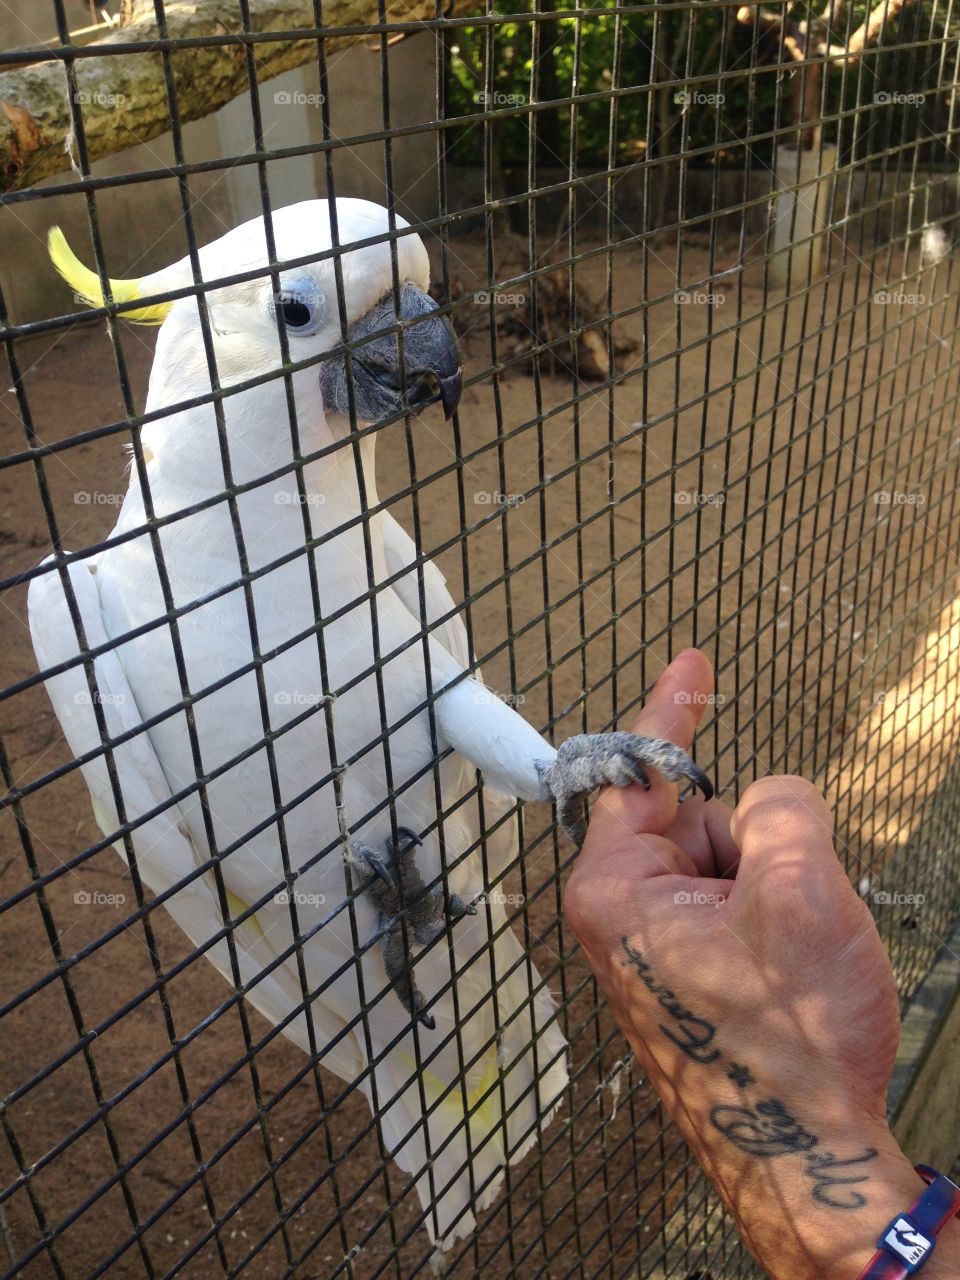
left=371, top=924, right=568, bottom=1250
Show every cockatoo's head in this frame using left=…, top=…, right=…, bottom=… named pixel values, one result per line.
left=48, top=199, right=462, bottom=438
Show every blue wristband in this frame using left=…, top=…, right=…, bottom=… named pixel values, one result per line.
left=858, top=1166, right=960, bottom=1279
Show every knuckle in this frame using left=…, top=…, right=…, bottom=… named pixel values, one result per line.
left=749, top=773, right=818, bottom=801
left=565, top=835, right=693, bottom=943
left=735, top=774, right=832, bottom=833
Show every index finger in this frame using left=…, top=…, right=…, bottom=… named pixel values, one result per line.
left=591, top=647, right=716, bottom=842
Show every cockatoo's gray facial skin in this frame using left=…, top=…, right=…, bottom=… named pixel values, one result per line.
left=320, top=282, right=463, bottom=423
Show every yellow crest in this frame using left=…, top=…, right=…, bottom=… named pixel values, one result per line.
left=47, top=226, right=172, bottom=326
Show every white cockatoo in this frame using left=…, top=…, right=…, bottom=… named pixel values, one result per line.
left=29, top=200, right=711, bottom=1252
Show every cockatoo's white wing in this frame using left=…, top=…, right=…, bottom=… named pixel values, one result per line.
left=380, top=511, right=471, bottom=670
left=30, top=548, right=566, bottom=1251
left=27, top=554, right=364, bottom=1080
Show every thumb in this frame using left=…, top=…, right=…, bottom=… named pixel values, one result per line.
left=730, top=775, right=841, bottom=889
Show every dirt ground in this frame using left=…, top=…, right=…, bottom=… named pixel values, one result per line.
left=3, top=226, right=960, bottom=1280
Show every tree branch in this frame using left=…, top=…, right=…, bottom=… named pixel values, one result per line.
left=736, top=0, right=915, bottom=64
left=735, top=6, right=811, bottom=61
left=844, top=0, right=912, bottom=55
left=818, top=0, right=850, bottom=34
left=0, top=0, right=452, bottom=193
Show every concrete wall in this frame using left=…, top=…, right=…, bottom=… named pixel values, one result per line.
left=446, top=161, right=960, bottom=245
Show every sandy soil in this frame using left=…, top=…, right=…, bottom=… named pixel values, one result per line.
left=2, top=227, right=960, bottom=1279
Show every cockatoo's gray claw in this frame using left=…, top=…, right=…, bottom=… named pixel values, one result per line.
left=539, top=732, right=713, bottom=847
left=366, top=851, right=397, bottom=890
left=378, top=915, right=432, bottom=1030
left=393, top=826, right=423, bottom=851
left=690, top=765, right=713, bottom=800
left=352, top=830, right=474, bottom=1029
left=349, top=844, right=397, bottom=912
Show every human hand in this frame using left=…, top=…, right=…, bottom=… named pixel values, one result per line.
left=563, top=649, right=938, bottom=1280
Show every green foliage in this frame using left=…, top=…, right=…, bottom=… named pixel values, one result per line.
left=445, top=1, right=776, bottom=171
left=443, top=1, right=957, bottom=174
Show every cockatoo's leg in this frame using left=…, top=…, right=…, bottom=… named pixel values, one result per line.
left=350, top=829, right=477, bottom=1029
left=537, top=732, right=712, bottom=847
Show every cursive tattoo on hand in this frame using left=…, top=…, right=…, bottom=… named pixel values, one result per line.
left=727, top=1062, right=755, bottom=1089
left=622, top=937, right=721, bottom=1063
left=803, top=1148, right=879, bottom=1209
left=711, top=1098, right=819, bottom=1157
left=619, top=938, right=879, bottom=1212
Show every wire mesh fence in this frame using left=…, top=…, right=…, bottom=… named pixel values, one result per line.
left=2, top=0, right=960, bottom=1277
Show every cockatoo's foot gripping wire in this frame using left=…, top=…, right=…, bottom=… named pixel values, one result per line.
left=351, top=828, right=477, bottom=1030
left=537, top=732, right=713, bottom=847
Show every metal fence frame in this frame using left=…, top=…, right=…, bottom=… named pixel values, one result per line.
left=2, top=1, right=960, bottom=1277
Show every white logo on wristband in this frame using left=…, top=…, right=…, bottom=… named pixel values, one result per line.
left=884, top=1217, right=933, bottom=1264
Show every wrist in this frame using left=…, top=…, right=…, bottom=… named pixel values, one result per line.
left=714, top=1124, right=921, bottom=1280
left=647, top=1062, right=922, bottom=1280
left=852, top=1162, right=960, bottom=1280
left=695, top=1119, right=958, bottom=1280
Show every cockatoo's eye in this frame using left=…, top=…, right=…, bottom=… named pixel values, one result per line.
left=271, top=277, right=325, bottom=336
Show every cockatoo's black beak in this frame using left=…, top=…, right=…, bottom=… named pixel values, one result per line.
left=320, top=283, right=463, bottom=424
left=438, top=367, right=463, bottom=420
